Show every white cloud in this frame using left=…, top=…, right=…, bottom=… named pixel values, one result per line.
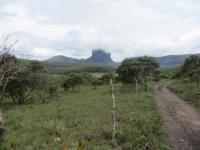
left=0, top=0, right=200, bottom=61
left=31, top=47, right=61, bottom=57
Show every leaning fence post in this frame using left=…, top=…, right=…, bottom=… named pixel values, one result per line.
left=110, top=78, right=116, bottom=143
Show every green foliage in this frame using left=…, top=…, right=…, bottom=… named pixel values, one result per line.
left=81, top=72, right=93, bottom=85
left=5, top=71, right=32, bottom=104
left=0, top=54, right=19, bottom=101
left=1, top=83, right=168, bottom=149
left=62, top=73, right=84, bottom=92
left=0, top=54, right=18, bottom=68
left=48, top=86, right=58, bottom=96
left=3, top=60, right=52, bottom=104
left=159, top=67, right=180, bottom=79
left=181, top=55, right=200, bottom=76
left=117, top=56, right=159, bottom=91
left=190, top=70, right=200, bottom=87
left=100, top=72, right=114, bottom=85
left=91, top=78, right=102, bottom=89
left=169, top=80, right=200, bottom=108
left=43, top=62, right=118, bottom=74
left=178, top=55, right=200, bottom=86
left=28, top=60, right=44, bottom=73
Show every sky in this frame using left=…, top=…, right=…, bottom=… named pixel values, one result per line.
left=0, top=0, right=200, bottom=61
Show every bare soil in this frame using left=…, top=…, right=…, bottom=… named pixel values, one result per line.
left=155, top=83, right=200, bottom=150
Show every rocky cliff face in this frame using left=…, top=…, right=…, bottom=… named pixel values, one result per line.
left=85, top=49, right=114, bottom=64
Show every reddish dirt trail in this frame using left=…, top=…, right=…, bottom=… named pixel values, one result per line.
left=155, top=83, right=200, bottom=150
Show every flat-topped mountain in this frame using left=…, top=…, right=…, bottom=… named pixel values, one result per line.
left=85, top=49, right=114, bottom=64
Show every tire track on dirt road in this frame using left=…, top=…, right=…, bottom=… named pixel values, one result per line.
left=155, top=83, right=200, bottom=150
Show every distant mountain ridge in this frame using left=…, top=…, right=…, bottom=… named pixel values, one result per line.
left=154, top=53, right=200, bottom=67
left=45, top=49, right=114, bottom=64
left=46, top=55, right=81, bottom=63
left=45, top=50, right=200, bottom=67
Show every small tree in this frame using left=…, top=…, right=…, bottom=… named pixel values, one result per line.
left=91, top=78, right=102, bottom=89
left=4, top=60, right=47, bottom=104
left=181, top=55, right=200, bottom=76
left=62, top=73, right=84, bottom=92
left=117, top=56, right=159, bottom=91
left=0, top=36, right=21, bottom=103
left=180, top=55, right=200, bottom=86
left=5, top=71, right=32, bottom=104
left=0, top=35, right=23, bottom=140
left=190, top=69, right=200, bottom=87
left=81, top=72, right=93, bottom=85
left=100, top=72, right=114, bottom=85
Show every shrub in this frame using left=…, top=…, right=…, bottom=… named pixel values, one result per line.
left=91, top=78, right=102, bottom=89
left=62, top=73, right=84, bottom=92
left=100, top=72, right=114, bottom=85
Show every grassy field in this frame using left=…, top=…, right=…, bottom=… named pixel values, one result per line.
left=1, top=83, right=168, bottom=150
left=169, top=80, right=200, bottom=108
left=159, top=67, right=180, bottom=79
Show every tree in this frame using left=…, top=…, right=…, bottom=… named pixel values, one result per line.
left=81, top=72, right=93, bottom=85
left=3, top=60, right=47, bottom=104
left=0, top=35, right=22, bottom=140
left=181, top=55, right=200, bottom=75
left=190, top=70, right=200, bottom=87
left=27, top=61, right=49, bottom=103
left=117, top=56, right=159, bottom=91
left=28, top=60, right=44, bottom=73
left=0, top=36, right=21, bottom=103
left=62, top=73, right=84, bottom=92
left=180, top=55, right=200, bottom=86
left=5, top=71, right=32, bottom=104
left=100, top=72, right=114, bottom=85
left=91, top=78, right=102, bottom=89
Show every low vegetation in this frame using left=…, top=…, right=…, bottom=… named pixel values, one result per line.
left=169, top=80, right=200, bottom=108
left=169, top=55, right=200, bottom=108
left=1, top=83, right=168, bottom=150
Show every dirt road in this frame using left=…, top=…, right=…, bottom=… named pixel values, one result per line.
left=155, top=83, right=200, bottom=150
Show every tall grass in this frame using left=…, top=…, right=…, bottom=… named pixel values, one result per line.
left=1, top=83, right=168, bottom=150
left=169, top=80, right=200, bottom=108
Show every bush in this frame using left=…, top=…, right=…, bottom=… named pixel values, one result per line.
left=5, top=71, right=32, bottom=104
left=81, top=72, right=93, bottom=85
left=100, top=72, right=114, bottom=85
left=91, top=78, right=102, bottom=89
left=48, top=86, right=58, bottom=96
left=62, top=73, right=84, bottom=92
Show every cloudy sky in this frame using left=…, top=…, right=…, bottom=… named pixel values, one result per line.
left=0, top=0, right=200, bottom=61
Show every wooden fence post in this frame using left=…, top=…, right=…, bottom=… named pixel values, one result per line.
left=110, top=78, right=116, bottom=143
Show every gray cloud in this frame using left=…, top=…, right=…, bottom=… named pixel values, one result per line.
left=0, top=0, right=200, bottom=61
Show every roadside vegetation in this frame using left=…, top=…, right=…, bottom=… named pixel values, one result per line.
left=169, top=55, right=200, bottom=108
left=169, top=80, right=200, bottom=108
